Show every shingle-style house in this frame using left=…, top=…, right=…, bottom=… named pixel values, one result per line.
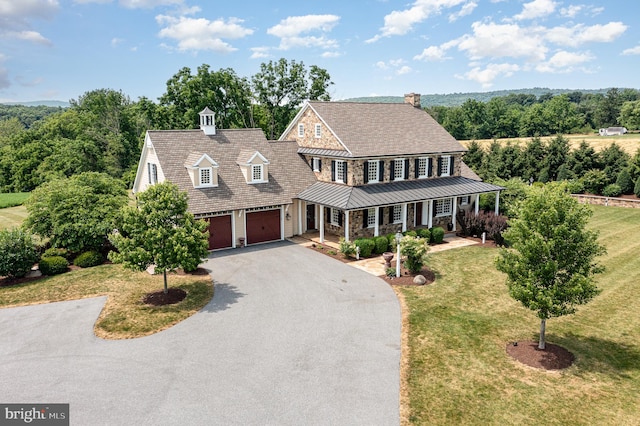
left=133, top=94, right=503, bottom=249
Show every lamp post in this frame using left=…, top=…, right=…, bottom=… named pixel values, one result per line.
left=395, top=232, right=402, bottom=278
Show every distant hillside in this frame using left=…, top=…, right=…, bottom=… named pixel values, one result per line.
left=2, top=100, right=70, bottom=108
left=343, top=88, right=631, bottom=107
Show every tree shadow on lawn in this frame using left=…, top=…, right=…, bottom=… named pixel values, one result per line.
left=201, top=282, right=245, bottom=313
left=546, top=333, right=640, bottom=378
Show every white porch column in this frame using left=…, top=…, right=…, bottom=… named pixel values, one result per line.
left=374, top=208, right=380, bottom=237
left=298, top=200, right=304, bottom=235
left=428, top=200, right=434, bottom=228
left=495, top=192, right=500, bottom=215
left=344, top=210, right=350, bottom=242
left=231, top=213, right=237, bottom=249
left=319, top=205, right=325, bottom=243
left=475, top=194, right=480, bottom=215
left=452, top=197, right=458, bottom=232
left=402, top=203, right=408, bottom=232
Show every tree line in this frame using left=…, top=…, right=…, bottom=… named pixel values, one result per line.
left=428, top=88, right=640, bottom=140
left=0, top=58, right=333, bottom=192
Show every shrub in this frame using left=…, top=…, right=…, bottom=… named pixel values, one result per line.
left=43, top=247, right=71, bottom=260
left=602, top=184, right=622, bottom=197
left=327, top=250, right=337, bottom=256
left=484, top=213, right=509, bottom=246
left=430, top=227, right=445, bottom=244
left=582, top=169, right=608, bottom=195
left=635, top=177, right=640, bottom=198
left=73, top=250, right=103, bottom=268
left=403, top=230, right=417, bottom=237
left=39, top=256, right=69, bottom=276
left=400, top=236, right=429, bottom=274
left=385, top=267, right=396, bottom=277
left=0, top=228, right=39, bottom=278
left=386, top=233, right=397, bottom=251
left=354, top=238, right=375, bottom=258
left=373, top=236, right=390, bottom=254
left=416, top=228, right=431, bottom=240
left=616, top=169, right=634, bottom=194
left=339, top=238, right=357, bottom=258
left=565, top=179, right=584, bottom=194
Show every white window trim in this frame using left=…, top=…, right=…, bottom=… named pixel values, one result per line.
left=315, top=123, right=322, bottom=138
left=298, top=123, right=304, bottom=137
left=250, top=164, right=267, bottom=184
left=367, top=160, right=379, bottom=183
left=435, top=198, right=453, bottom=217
left=330, top=208, right=340, bottom=226
left=440, top=155, right=451, bottom=177
left=417, top=157, right=429, bottom=179
left=394, top=158, right=405, bottom=181
left=312, top=157, right=321, bottom=172
left=460, top=195, right=470, bottom=206
left=366, top=208, right=376, bottom=228
left=148, top=163, right=158, bottom=184
left=392, top=205, right=403, bottom=224
left=335, top=160, right=345, bottom=184
left=197, top=167, right=214, bottom=188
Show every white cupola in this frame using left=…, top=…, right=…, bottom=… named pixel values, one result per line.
left=199, top=107, right=216, bottom=135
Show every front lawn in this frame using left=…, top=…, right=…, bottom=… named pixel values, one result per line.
left=0, top=192, right=30, bottom=208
left=0, top=205, right=28, bottom=229
left=400, top=204, right=640, bottom=425
left=0, top=264, right=213, bottom=339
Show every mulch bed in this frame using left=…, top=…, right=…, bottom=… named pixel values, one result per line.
left=142, top=288, right=187, bottom=306
left=308, top=244, right=354, bottom=263
left=0, top=274, right=43, bottom=287
left=381, top=267, right=436, bottom=286
left=506, top=340, right=575, bottom=370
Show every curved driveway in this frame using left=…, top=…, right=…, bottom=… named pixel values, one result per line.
left=0, top=241, right=400, bottom=425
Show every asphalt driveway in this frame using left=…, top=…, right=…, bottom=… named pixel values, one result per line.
left=0, top=241, right=401, bottom=425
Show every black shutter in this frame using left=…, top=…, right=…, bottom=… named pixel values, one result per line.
left=449, top=156, right=455, bottom=175
left=432, top=201, right=437, bottom=217
left=318, top=159, right=322, bottom=171
left=390, top=160, right=395, bottom=181
left=378, top=207, right=384, bottom=225
left=344, top=162, right=348, bottom=184
left=404, top=159, right=410, bottom=180
left=379, top=161, right=384, bottom=182
left=309, top=157, right=313, bottom=168
left=437, top=157, right=442, bottom=176
left=428, top=158, right=433, bottom=177
left=338, top=211, right=343, bottom=226
left=331, top=160, right=336, bottom=181
left=325, top=207, right=330, bottom=222
left=415, top=159, right=419, bottom=178
left=363, top=208, right=368, bottom=228
left=364, top=161, right=369, bottom=184
left=416, top=202, right=423, bottom=226
left=388, top=207, right=393, bottom=223
left=147, top=163, right=151, bottom=183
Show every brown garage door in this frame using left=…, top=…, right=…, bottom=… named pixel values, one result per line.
left=246, top=209, right=281, bottom=244
left=207, top=215, right=233, bottom=250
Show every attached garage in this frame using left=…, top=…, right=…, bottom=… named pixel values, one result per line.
left=207, top=215, right=233, bottom=250
left=246, top=209, right=281, bottom=244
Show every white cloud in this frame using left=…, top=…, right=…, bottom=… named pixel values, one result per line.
left=536, top=50, right=594, bottom=72
left=367, top=0, right=467, bottom=42
left=266, top=15, right=340, bottom=52
left=560, top=4, right=582, bottom=18
left=111, top=37, right=124, bottom=47
left=513, top=0, right=557, bottom=21
left=397, top=65, right=412, bottom=75
left=156, top=15, right=253, bottom=53
left=375, top=61, right=389, bottom=70
left=622, top=45, right=640, bottom=56
left=545, top=22, right=628, bottom=47
left=321, top=51, right=342, bottom=58
left=7, top=30, right=52, bottom=45
left=449, top=1, right=477, bottom=22
left=414, top=44, right=451, bottom=61
left=120, top=0, right=183, bottom=7
left=460, top=63, right=519, bottom=87
left=457, top=21, right=547, bottom=62
left=0, top=0, right=57, bottom=45
left=250, top=47, right=270, bottom=59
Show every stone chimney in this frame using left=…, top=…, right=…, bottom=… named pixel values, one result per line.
left=404, top=93, right=421, bottom=108
left=199, top=107, right=216, bottom=135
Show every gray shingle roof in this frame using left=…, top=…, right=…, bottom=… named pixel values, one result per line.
left=148, top=129, right=317, bottom=215
left=308, top=101, right=466, bottom=157
left=297, top=176, right=504, bottom=210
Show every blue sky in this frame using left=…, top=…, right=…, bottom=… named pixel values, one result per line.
left=0, top=0, right=638, bottom=103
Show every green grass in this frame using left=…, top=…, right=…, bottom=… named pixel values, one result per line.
left=0, top=205, right=28, bottom=229
left=0, top=192, right=30, bottom=208
left=401, top=204, right=640, bottom=425
left=0, top=264, right=213, bottom=339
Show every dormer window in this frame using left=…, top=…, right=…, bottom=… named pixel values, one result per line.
left=315, top=123, right=322, bottom=138
left=252, top=164, right=264, bottom=182
left=298, top=124, right=305, bottom=137
left=237, top=150, right=269, bottom=184
left=199, top=167, right=212, bottom=186
left=185, top=153, right=218, bottom=188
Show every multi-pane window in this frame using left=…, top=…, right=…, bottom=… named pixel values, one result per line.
left=315, top=123, right=322, bottom=138
left=440, top=156, right=451, bottom=177
left=251, top=164, right=263, bottom=182
left=298, top=124, right=304, bottom=137
left=417, top=157, right=428, bottom=178
left=435, top=198, right=453, bottom=216
left=367, top=208, right=376, bottom=228
left=312, top=157, right=321, bottom=172
left=148, top=163, right=158, bottom=184
left=460, top=195, right=470, bottom=205
left=335, top=160, right=345, bottom=183
left=394, top=159, right=405, bottom=180
left=199, top=167, right=211, bottom=186
left=368, top=160, right=379, bottom=183
left=331, top=208, right=341, bottom=226
left=393, top=205, right=403, bottom=223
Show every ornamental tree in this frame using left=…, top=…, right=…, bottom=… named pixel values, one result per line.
left=108, top=182, right=209, bottom=293
left=496, top=184, right=606, bottom=349
left=0, top=228, right=39, bottom=278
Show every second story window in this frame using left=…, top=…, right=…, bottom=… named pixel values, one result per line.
left=439, top=155, right=452, bottom=177
left=298, top=123, right=304, bottom=137
left=332, top=160, right=346, bottom=183
left=417, top=157, right=431, bottom=178
left=393, top=159, right=405, bottom=181
left=148, top=163, right=158, bottom=184
left=315, top=123, right=322, bottom=138
left=312, top=157, right=321, bottom=172
left=367, top=160, right=378, bottom=183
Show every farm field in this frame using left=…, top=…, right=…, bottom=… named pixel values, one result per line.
left=400, top=204, right=640, bottom=425
left=461, top=133, right=640, bottom=155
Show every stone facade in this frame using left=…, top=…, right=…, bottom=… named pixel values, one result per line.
left=572, top=194, right=640, bottom=208
left=283, top=108, right=346, bottom=151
